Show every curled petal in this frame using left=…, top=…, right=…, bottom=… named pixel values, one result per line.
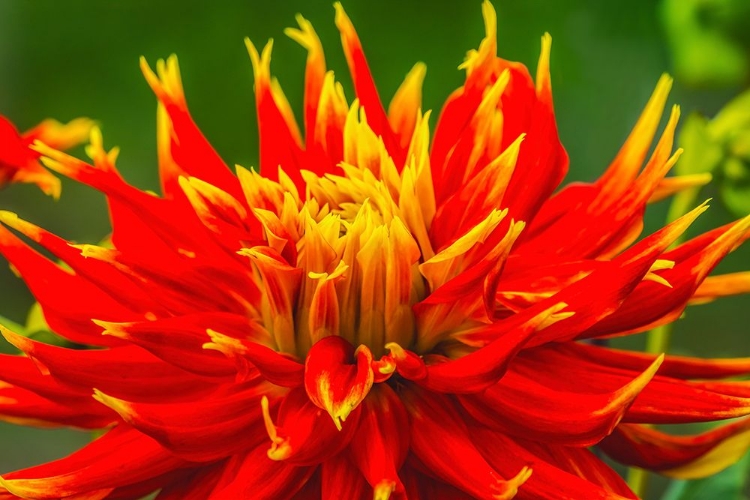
left=304, top=336, right=374, bottom=430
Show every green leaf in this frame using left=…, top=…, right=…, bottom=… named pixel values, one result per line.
left=661, top=450, right=750, bottom=500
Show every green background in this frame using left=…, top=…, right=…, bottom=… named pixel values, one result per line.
left=1, top=1, right=749, bottom=498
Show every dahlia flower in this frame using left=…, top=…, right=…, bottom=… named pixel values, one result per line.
left=1, top=2, right=750, bottom=499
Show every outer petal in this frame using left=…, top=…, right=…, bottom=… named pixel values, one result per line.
left=0, top=115, right=92, bottom=197
left=93, top=379, right=281, bottom=462
left=140, top=56, right=243, bottom=201
left=0, top=426, right=185, bottom=499
left=509, top=346, right=750, bottom=424
left=470, top=426, right=636, bottom=499
left=1, top=327, right=215, bottom=404
left=600, top=419, right=750, bottom=479
left=458, top=353, right=663, bottom=446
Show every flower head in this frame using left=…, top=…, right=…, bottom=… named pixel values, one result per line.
left=2, top=2, right=750, bottom=499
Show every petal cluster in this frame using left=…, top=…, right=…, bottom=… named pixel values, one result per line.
left=1, top=2, right=750, bottom=499
left=0, top=116, right=92, bottom=197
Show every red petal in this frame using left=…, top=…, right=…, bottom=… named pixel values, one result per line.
left=0, top=223, right=135, bottom=346
left=304, top=336, right=374, bottom=430
left=334, top=4, right=401, bottom=165
left=348, top=384, right=409, bottom=496
left=459, top=354, right=663, bottom=446
left=94, top=379, right=281, bottom=462
left=321, top=453, right=370, bottom=500
left=509, top=345, right=750, bottom=425
left=208, top=445, right=314, bottom=499
left=95, top=313, right=253, bottom=379
left=0, top=426, right=185, bottom=499
left=567, top=342, right=750, bottom=380
left=246, top=40, right=306, bottom=190
left=600, top=419, right=750, bottom=478
left=1, top=328, right=215, bottom=404
left=155, top=464, right=224, bottom=500
left=205, top=330, right=304, bottom=387
left=260, top=388, right=359, bottom=466
left=0, top=384, right=113, bottom=429
left=470, top=426, right=636, bottom=499
left=140, top=56, right=243, bottom=201
left=402, top=386, right=532, bottom=499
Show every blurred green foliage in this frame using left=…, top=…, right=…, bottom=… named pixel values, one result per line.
left=1, top=1, right=750, bottom=498
left=678, top=89, right=750, bottom=216
left=661, top=0, right=750, bottom=87
left=662, top=451, right=750, bottom=499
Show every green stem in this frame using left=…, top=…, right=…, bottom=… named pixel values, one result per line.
left=627, top=468, right=650, bottom=499
left=627, top=187, right=701, bottom=498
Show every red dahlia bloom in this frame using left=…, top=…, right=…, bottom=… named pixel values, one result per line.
left=2, top=2, right=750, bottom=499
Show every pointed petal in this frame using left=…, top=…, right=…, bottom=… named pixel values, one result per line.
left=334, top=3, right=400, bottom=163
left=285, top=14, right=327, bottom=148
left=460, top=354, right=663, bottom=446
left=0, top=426, right=185, bottom=499
left=600, top=419, right=750, bottom=479
left=140, top=56, right=242, bottom=200
left=93, top=380, right=279, bottom=462
left=402, top=386, right=532, bottom=499
left=470, top=426, right=636, bottom=499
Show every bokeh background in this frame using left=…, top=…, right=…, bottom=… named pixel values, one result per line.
left=1, top=0, right=749, bottom=498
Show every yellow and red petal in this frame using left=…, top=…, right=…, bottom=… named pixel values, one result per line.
left=600, top=419, right=750, bottom=479
left=304, top=336, right=374, bottom=430
left=1, top=115, right=93, bottom=197
left=140, top=56, right=243, bottom=201
left=471, top=427, right=637, bottom=499
left=93, top=380, right=277, bottom=462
